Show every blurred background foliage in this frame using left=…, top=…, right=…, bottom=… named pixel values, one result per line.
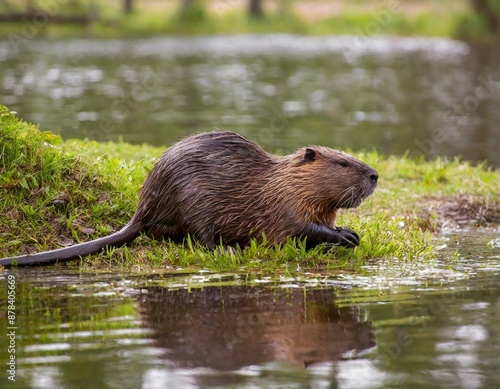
left=0, top=0, right=498, bottom=40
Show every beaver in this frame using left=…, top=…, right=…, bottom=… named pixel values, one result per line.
left=0, top=131, right=378, bottom=268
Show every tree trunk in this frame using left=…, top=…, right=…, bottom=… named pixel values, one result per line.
left=181, top=0, right=195, bottom=14
left=471, top=0, right=500, bottom=34
left=124, top=0, right=133, bottom=14
left=249, top=0, right=263, bottom=18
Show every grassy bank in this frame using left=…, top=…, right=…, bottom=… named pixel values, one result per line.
left=0, top=105, right=498, bottom=272
left=0, top=0, right=482, bottom=40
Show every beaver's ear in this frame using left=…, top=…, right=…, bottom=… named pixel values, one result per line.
left=303, top=148, right=316, bottom=163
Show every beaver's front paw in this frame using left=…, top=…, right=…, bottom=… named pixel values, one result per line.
left=303, top=223, right=360, bottom=249
left=331, top=227, right=360, bottom=248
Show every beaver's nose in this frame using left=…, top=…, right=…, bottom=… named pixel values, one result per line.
left=370, top=170, right=378, bottom=184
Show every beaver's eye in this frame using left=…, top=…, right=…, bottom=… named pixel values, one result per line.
left=338, top=161, right=349, bottom=167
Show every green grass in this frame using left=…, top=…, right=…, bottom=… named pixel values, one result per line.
left=309, top=11, right=462, bottom=37
left=0, top=105, right=498, bottom=272
left=0, top=6, right=468, bottom=40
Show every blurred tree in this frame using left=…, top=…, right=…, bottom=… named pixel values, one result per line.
left=249, top=0, right=263, bottom=17
left=180, top=0, right=206, bottom=22
left=470, top=0, right=500, bottom=34
left=124, top=0, right=133, bottom=14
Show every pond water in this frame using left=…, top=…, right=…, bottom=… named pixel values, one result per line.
left=0, top=230, right=499, bottom=388
left=1, top=35, right=499, bottom=167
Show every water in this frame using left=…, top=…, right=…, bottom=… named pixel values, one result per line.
left=0, top=230, right=499, bottom=388
left=1, top=35, right=499, bottom=167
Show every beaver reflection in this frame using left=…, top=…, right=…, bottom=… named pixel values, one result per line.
left=139, top=286, right=375, bottom=370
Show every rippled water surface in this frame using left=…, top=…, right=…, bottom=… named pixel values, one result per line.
left=0, top=230, right=499, bottom=388
left=1, top=35, right=499, bottom=166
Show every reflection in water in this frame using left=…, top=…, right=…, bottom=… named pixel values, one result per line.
left=0, top=35, right=499, bottom=166
left=139, top=286, right=375, bottom=371
left=0, top=230, right=498, bottom=388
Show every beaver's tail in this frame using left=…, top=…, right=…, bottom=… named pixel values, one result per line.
left=0, top=221, right=142, bottom=268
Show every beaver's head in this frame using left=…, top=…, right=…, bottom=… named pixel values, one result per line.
left=289, top=146, right=378, bottom=211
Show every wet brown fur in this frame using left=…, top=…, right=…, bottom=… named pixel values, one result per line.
left=134, top=131, right=377, bottom=248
